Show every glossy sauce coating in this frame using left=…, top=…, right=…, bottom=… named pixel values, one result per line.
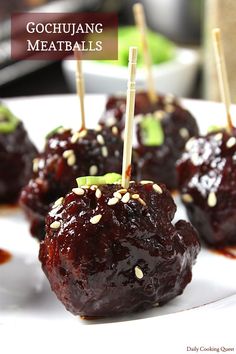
left=0, top=249, right=12, bottom=265
left=39, top=182, right=200, bottom=317
left=0, top=122, right=37, bottom=203
left=100, top=92, right=199, bottom=189
left=177, top=130, right=236, bottom=247
left=20, top=127, right=123, bottom=241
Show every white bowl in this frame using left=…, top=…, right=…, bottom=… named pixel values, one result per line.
left=62, top=48, right=200, bottom=97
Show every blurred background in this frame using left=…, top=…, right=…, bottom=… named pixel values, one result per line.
left=0, top=0, right=235, bottom=101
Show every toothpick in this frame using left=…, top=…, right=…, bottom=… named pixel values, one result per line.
left=133, top=3, right=157, bottom=104
left=122, top=47, right=138, bottom=189
left=75, top=54, right=86, bottom=131
left=212, top=28, right=233, bottom=132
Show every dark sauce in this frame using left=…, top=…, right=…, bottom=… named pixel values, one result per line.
left=0, top=248, right=12, bottom=265
left=213, top=247, right=236, bottom=260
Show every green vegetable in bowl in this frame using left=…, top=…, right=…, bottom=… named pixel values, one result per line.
left=99, top=26, right=175, bottom=67
left=0, top=105, right=19, bottom=134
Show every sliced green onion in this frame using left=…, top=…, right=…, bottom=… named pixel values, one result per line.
left=0, top=105, right=19, bottom=134
left=140, top=115, right=164, bottom=146
left=76, top=173, right=122, bottom=187
left=208, top=125, right=223, bottom=133
left=46, top=126, right=64, bottom=139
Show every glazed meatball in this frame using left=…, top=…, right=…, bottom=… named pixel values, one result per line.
left=100, top=92, right=199, bottom=189
left=20, top=127, right=123, bottom=241
left=0, top=105, right=37, bottom=203
left=177, top=130, right=236, bottom=248
left=39, top=180, right=200, bottom=318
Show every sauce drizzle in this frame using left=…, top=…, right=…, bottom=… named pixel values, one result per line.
left=0, top=248, right=12, bottom=265
left=214, top=247, right=236, bottom=260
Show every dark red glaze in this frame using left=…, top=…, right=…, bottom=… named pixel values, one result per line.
left=20, top=127, right=123, bottom=241
left=213, top=247, right=236, bottom=260
left=102, top=91, right=167, bottom=128
left=177, top=130, right=236, bottom=248
left=0, top=249, right=12, bottom=265
left=100, top=92, right=199, bottom=189
left=39, top=182, right=200, bottom=318
left=0, top=122, right=37, bottom=203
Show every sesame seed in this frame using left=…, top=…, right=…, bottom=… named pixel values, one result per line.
left=153, top=184, right=163, bottom=194
left=165, top=104, right=175, bottom=113
left=179, top=128, right=190, bottom=139
left=90, top=185, right=98, bottom=191
left=132, top=194, right=140, bottom=199
left=138, top=197, right=146, bottom=206
left=101, top=146, right=108, bottom=157
left=114, top=150, right=120, bottom=157
left=95, top=124, right=102, bottom=132
left=164, top=94, right=175, bottom=104
left=72, top=187, right=85, bottom=196
left=71, top=132, right=80, bottom=144
left=226, top=137, right=236, bottom=148
left=52, top=197, right=64, bottom=208
left=191, top=153, right=200, bottom=165
left=135, top=115, right=143, bottom=124
left=135, top=266, right=143, bottom=279
left=154, top=110, right=165, bottom=120
left=95, top=188, right=102, bottom=199
left=214, top=133, right=223, bottom=141
left=207, top=192, right=217, bottom=207
left=67, top=153, right=76, bottom=166
left=90, top=214, right=102, bottom=224
left=185, top=137, right=195, bottom=151
left=77, top=129, right=87, bottom=138
left=33, top=158, right=39, bottom=173
left=108, top=197, right=119, bottom=206
left=89, top=165, right=98, bottom=176
left=63, top=149, right=73, bottom=159
left=140, top=180, right=153, bottom=185
left=121, top=192, right=130, bottom=203
left=50, top=221, right=61, bottom=229
left=182, top=194, right=193, bottom=203
left=112, top=126, right=118, bottom=135
left=97, top=134, right=105, bottom=145
left=107, top=116, right=116, bottom=127
left=113, top=191, right=122, bottom=199
left=117, top=188, right=127, bottom=194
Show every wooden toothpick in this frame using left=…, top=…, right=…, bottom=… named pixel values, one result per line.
left=122, top=47, right=138, bottom=189
left=75, top=53, right=86, bottom=131
left=133, top=3, right=157, bottom=104
left=212, top=28, right=233, bottom=132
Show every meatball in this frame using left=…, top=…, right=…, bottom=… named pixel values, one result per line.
left=20, top=127, right=123, bottom=241
left=39, top=180, right=200, bottom=318
left=0, top=105, right=37, bottom=203
left=177, top=130, right=236, bottom=248
left=100, top=92, right=199, bottom=189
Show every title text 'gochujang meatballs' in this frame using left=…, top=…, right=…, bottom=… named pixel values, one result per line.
left=20, top=127, right=123, bottom=241
left=0, top=105, right=37, bottom=203
left=39, top=175, right=200, bottom=318
left=177, top=130, right=236, bottom=248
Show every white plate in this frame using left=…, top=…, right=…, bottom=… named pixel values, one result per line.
left=62, top=48, right=200, bottom=97
left=1, top=95, right=236, bottom=353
